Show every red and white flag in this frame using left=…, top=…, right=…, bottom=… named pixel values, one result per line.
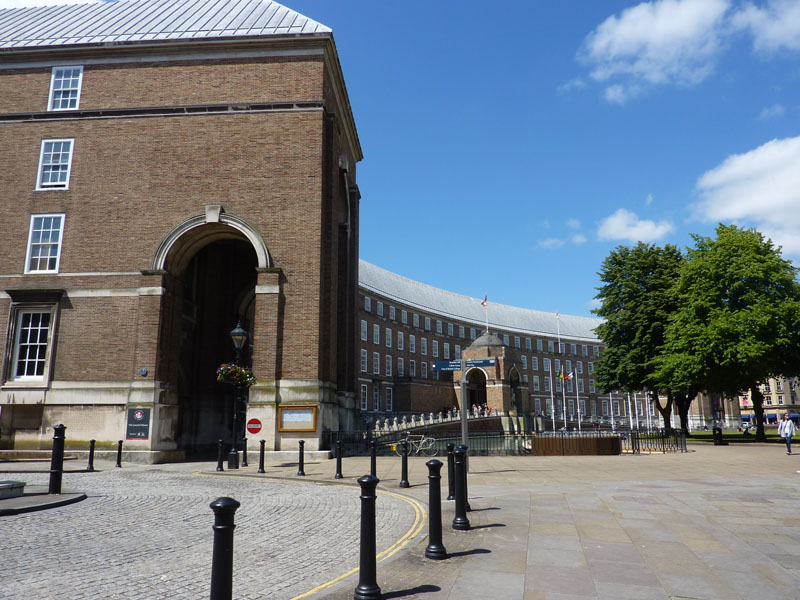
left=481, top=295, right=487, bottom=308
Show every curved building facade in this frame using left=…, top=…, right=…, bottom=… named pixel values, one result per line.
left=357, top=260, right=628, bottom=428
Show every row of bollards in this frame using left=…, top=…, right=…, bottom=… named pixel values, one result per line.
left=206, top=442, right=474, bottom=600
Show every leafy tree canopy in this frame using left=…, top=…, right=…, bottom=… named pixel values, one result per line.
left=592, top=242, right=683, bottom=395
left=659, top=224, right=800, bottom=398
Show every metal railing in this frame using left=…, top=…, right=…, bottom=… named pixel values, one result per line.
left=323, top=428, right=688, bottom=457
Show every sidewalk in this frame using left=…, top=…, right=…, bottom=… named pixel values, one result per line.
left=238, top=443, right=800, bottom=599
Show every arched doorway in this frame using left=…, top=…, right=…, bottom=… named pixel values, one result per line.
left=465, top=368, right=487, bottom=410
left=160, top=226, right=259, bottom=457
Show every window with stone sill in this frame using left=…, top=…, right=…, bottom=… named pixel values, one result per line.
left=36, top=139, right=74, bottom=190
left=25, top=213, right=64, bottom=273
left=5, top=296, right=60, bottom=386
left=48, top=66, right=83, bottom=111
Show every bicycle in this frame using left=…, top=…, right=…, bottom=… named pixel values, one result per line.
left=392, top=433, right=438, bottom=457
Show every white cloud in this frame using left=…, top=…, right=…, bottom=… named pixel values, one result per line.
left=758, top=103, right=786, bottom=119
left=693, top=135, right=800, bottom=256
left=732, top=0, right=800, bottom=54
left=557, top=77, right=587, bottom=95
left=571, top=234, right=588, bottom=244
left=580, top=0, right=730, bottom=101
left=567, top=218, right=581, bottom=229
left=0, top=0, right=98, bottom=7
left=539, top=237, right=565, bottom=249
left=597, top=208, right=674, bottom=243
left=645, top=193, right=654, bottom=206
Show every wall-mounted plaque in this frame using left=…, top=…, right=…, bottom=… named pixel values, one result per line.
left=277, top=405, right=317, bottom=432
left=126, top=407, right=151, bottom=440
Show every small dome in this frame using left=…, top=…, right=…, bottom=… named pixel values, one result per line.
left=468, top=332, right=505, bottom=349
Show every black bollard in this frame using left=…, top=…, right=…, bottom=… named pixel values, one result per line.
left=457, top=444, right=471, bottom=511
left=452, top=447, right=470, bottom=531
left=241, top=437, right=248, bottom=467
left=354, top=475, right=382, bottom=600
left=216, top=439, right=225, bottom=472
left=258, top=439, right=265, bottom=474
left=48, top=424, right=66, bottom=494
left=446, top=443, right=455, bottom=501
left=370, top=440, right=377, bottom=478
left=399, top=439, right=410, bottom=488
left=209, top=497, right=240, bottom=600
left=115, top=439, right=123, bottom=468
left=425, top=459, right=447, bottom=560
left=87, top=439, right=96, bottom=472
left=335, top=440, right=343, bottom=479
left=298, top=440, right=306, bottom=476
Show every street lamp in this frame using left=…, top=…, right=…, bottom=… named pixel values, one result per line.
left=228, top=321, right=248, bottom=469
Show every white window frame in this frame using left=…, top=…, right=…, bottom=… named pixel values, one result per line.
left=410, top=359, right=416, bottom=377
left=377, top=301, right=383, bottom=317
left=521, top=355, right=527, bottom=369
left=421, top=362, right=428, bottom=378
left=578, top=379, right=584, bottom=393
left=526, top=338, right=532, bottom=350
left=409, top=335, right=416, bottom=353
left=548, top=341, right=554, bottom=353
left=25, top=213, right=65, bottom=274
left=373, top=352, right=380, bottom=375
left=364, top=296, right=371, bottom=312
left=397, top=331, right=404, bottom=351
left=537, top=339, right=543, bottom=351
left=455, top=345, right=461, bottom=359
left=413, top=314, right=420, bottom=328
left=373, top=324, right=380, bottom=344
left=459, top=325, right=465, bottom=338
left=385, top=355, right=392, bottom=377
left=544, top=376, right=551, bottom=392
left=421, top=338, right=427, bottom=355
left=7, top=305, right=57, bottom=384
left=48, top=65, right=84, bottom=111
left=533, top=376, right=540, bottom=391
left=385, top=327, right=392, bottom=348
left=444, top=343, right=450, bottom=359
left=432, top=340, right=438, bottom=358
left=447, top=323, right=454, bottom=336
left=577, top=361, right=583, bottom=374
left=514, top=336, right=520, bottom=348
left=503, top=334, right=510, bottom=346
left=360, top=349, right=368, bottom=373
left=389, top=306, right=396, bottom=321
left=361, top=384, right=368, bottom=411
left=397, top=357, right=404, bottom=377
left=401, top=310, right=408, bottom=324
left=425, top=317, right=431, bottom=331
left=386, top=387, right=393, bottom=412
left=36, top=138, right=74, bottom=190
left=360, top=320, right=367, bottom=341
left=436, top=319, right=442, bottom=334
left=532, top=357, right=539, bottom=371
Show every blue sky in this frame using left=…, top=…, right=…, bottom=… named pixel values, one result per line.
left=5, top=0, right=800, bottom=318
left=294, top=0, right=800, bottom=318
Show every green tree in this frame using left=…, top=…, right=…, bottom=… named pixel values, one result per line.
left=593, top=242, right=684, bottom=431
left=658, top=224, right=800, bottom=441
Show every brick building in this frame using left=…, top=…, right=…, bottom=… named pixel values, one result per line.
left=357, top=261, right=628, bottom=430
left=0, top=0, right=632, bottom=462
left=0, top=0, right=361, bottom=459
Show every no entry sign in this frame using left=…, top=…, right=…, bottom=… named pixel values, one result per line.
left=246, top=418, right=262, bottom=435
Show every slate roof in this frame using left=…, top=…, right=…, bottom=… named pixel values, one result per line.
left=0, top=0, right=330, bottom=49
left=359, top=260, right=602, bottom=342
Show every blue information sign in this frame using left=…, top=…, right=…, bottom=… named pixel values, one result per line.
left=432, top=358, right=496, bottom=371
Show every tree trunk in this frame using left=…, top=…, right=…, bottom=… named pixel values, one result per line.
left=751, top=385, right=767, bottom=442
left=674, top=393, right=692, bottom=435
left=653, top=389, right=673, bottom=432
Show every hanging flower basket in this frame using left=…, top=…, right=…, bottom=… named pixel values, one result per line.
left=216, top=363, right=257, bottom=388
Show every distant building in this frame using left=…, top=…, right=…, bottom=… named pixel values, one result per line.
left=738, top=377, right=800, bottom=425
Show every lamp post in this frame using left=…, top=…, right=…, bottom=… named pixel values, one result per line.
left=228, top=321, right=248, bottom=469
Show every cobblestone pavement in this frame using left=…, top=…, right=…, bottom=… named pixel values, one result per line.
left=1, top=461, right=416, bottom=600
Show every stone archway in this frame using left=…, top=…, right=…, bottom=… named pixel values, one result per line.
left=155, top=212, right=262, bottom=456
left=465, top=368, right=488, bottom=411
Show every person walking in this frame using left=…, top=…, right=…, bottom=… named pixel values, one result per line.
left=778, top=413, right=796, bottom=455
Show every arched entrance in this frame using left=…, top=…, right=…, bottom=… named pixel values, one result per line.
left=465, top=368, right=487, bottom=410
left=158, top=216, right=262, bottom=457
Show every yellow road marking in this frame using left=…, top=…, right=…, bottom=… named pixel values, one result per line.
left=289, top=488, right=427, bottom=600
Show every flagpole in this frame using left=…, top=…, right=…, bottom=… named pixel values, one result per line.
left=549, top=362, right=556, bottom=432
left=634, top=392, right=640, bottom=432
left=576, top=372, right=581, bottom=432
left=561, top=368, right=567, bottom=429
left=609, top=393, right=616, bottom=433
left=481, top=295, right=488, bottom=334
left=627, top=393, right=633, bottom=431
